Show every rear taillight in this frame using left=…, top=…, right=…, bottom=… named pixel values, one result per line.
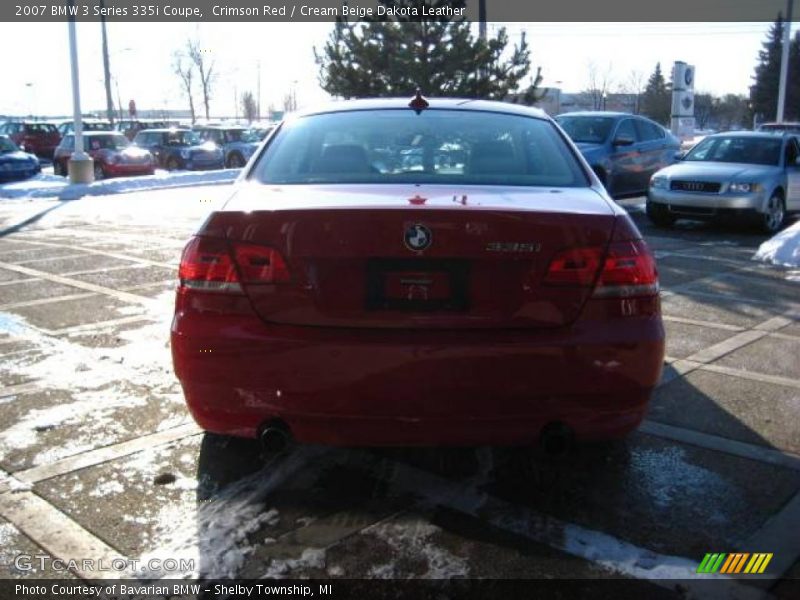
left=545, top=240, right=658, bottom=298
left=593, top=240, right=659, bottom=298
left=178, top=236, right=289, bottom=293
left=232, top=243, right=290, bottom=283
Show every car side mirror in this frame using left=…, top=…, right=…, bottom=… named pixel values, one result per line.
left=613, top=134, right=635, bottom=147
left=674, top=151, right=685, bottom=161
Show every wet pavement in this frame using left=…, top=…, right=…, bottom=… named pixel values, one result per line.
left=0, top=189, right=798, bottom=597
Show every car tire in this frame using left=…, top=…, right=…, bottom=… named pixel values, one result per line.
left=646, top=200, right=676, bottom=228
left=227, top=153, right=245, bottom=168
left=93, top=163, right=104, bottom=181
left=166, top=157, right=180, bottom=171
left=760, top=193, right=786, bottom=234
left=54, top=160, right=65, bottom=177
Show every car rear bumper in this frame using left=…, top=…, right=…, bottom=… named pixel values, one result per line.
left=171, top=306, right=665, bottom=446
left=648, top=188, right=766, bottom=214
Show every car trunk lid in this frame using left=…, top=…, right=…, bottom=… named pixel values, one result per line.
left=201, top=183, right=617, bottom=330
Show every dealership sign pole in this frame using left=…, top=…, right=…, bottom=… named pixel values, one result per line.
left=670, top=61, right=695, bottom=142
left=66, top=0, right=94, bottom=183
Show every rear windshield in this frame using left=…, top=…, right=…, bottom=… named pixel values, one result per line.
left=556, top=116, right=615, bottom=144
left=24, top=123, right=57, bottom=134
left=84, top=122, right=112, bottom=131
left=684, top=136, right=783, bottom=166
left=253, top=109, right=587, bottom=187
left=86, top=135, right=130, bottom=150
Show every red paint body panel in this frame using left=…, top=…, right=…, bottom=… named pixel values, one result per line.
left=171, top=294, right=663, bottom=445
left=171, top=184, right=665, bottom=446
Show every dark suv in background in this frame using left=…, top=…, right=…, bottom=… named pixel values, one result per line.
left=556, top=112, right=680, bottom=198
left=132, top=128, right=224, bottom=170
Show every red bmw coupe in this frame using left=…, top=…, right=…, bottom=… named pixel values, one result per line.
left=171, top=97, right=664, bottom=451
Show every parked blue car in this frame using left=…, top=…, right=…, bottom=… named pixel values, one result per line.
left=194, top=126, right=261, bottom=168
left=556, top=112, right=680, bottom=198
left=132, top=128, right=224, bottom=171
left=0, top=135, right=41, bottom=183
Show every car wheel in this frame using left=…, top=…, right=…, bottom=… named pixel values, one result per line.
left=646, top=200, right=676, bottom=228
left=54, top=160, right=65, bottom=177
left=227, top=153, right=244, bottom=168
left=93, top=163, right=104, bottom=180
left=166, top=157, right=180, bottom=171
left=761, top=193, right=786, bottom=234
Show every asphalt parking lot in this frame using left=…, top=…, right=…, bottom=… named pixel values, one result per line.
left=0, top=189, right=798, bottom=598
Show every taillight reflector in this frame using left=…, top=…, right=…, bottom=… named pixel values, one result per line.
left=178, top=236, right=289, bottom=293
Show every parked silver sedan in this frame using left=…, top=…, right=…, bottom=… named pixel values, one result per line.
left=646, top=132, right=800, bottom=233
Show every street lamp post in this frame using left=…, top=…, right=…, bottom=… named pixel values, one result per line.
left=66, top=0, right=93, bottom=183
left=555, top=80, right=563, bottom=115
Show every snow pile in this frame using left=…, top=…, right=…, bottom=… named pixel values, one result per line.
left=0, top=169, right=238, bottom=200
left=754, top=219, right=800, bottom=267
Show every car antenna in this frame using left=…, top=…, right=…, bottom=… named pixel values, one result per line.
left=408, top=88, right=429, bottom=114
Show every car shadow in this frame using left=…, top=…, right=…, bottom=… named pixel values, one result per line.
left=191, top=373, right=795, bottom=584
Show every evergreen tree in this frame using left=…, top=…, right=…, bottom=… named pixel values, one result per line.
left=314, top=0, right=542, bottom=102
left=750, top=16, right=785, bottom=122
left=641, top=63, right=671, bottom=125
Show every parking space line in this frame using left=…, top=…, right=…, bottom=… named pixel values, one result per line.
left=0, top=277, right=40, bottom=287
left=640, top=420, right=800, bottom=472
left=742, top=492, right=800, bottom=589
left=768, top=331, right=800, bottom=342
left=10, top=228, right=186, bottom=249
left=754, top=316, right=796, bottom=332
left=1, top=239, right=173, bottom=269
left=61, top=264, right=152, bottom=277
left=685, top=330, right=768, bottom=364
left=661, top=315, right=745, bottom=332
left=384, top=458, right=764, bottom=598
left=119, top=280, right=175, bottom=292
left=0, top=292, right=97, bottom=311
left=13, top=253, right=90, bottom=266
left=0, top=491, right=127, bottom=580
left=13, top=422, right=201, bottom=484
left=0, top=261, right=152, bottom=305
left=51, top=315, right=154, bottom=337
left=697, top=363, right=800, bottom=391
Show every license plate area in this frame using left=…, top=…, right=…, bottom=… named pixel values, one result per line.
left=366, top=259, right=469, bottom=311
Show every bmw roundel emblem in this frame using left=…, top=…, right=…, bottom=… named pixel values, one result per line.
left=404, top=224, right=432, bottom=252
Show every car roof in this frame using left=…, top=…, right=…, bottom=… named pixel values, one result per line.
left=291, top=97, right=549, bottom=120
left=707, top=130, right=791, bottom=139
left=136, top=128, right=190, bottom=133
left=556, top=111, right=634, bottom=119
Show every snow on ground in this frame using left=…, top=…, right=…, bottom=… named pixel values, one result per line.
left=754, top=219, right=800, bottom=268
left=0, top=169, right=238, bottom=200
left=136, top=446, right=326, bottom=580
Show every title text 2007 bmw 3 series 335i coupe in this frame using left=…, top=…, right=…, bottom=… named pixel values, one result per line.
left=171, top=96, right=665, bottom=450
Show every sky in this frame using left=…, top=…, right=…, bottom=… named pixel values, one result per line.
left=0, top=21, right=780, bottom=118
